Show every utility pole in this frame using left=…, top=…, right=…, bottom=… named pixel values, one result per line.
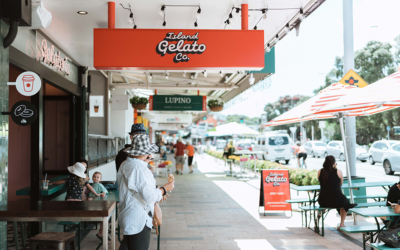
left=343, top=0, right=357, bottom=177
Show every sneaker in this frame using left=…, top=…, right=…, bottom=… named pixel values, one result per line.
left=189, top=171, right=193, bottom=174
left=180, top=172, right=183, bottom=175
left=175, top=171, right=179, bottom=174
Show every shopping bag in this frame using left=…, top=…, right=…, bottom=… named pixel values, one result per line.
left=193, top=161, right=198, bottom=168
left=377, top=228, right=400, bottom=248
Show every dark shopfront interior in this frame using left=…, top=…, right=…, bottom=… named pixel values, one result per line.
left=8, top=55, right=84, bottom=203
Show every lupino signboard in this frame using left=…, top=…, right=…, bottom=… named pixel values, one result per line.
left=149, top=95, right=206, bottom=111
left=94, top=29, right=264, bottom=70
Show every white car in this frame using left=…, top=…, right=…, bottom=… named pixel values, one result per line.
left=381, top=143, right=400, bottom=175
left=326, top=141, right=369, bottom=162
left=369, top=140, right=399, bottom=165
left=254, top=132, right=292, bottom=164
left=303, top=141, right=326, bottom=158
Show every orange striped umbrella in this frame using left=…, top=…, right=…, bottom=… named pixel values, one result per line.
left=266, top=83, right=359, bottom=127
left=314, top=71, right=400, bottom=116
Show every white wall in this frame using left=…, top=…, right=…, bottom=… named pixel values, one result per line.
left=88, top=161, right=116, bottom=182
left=110, top=89, right=133, bottom=141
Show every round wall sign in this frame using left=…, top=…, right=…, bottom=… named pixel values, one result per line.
left=10, top=101, right=38, bottom=126
left=15, top=72, right=41, bottom=96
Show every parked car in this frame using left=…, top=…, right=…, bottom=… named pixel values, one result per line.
left=369, top=140, right=399, bottom=165
left=236, top=143, right=252, bottom=151
left=215, top=139, right=227, bottom=150
left=254, top=132, right=292, bottom=164
left=303, top=141, right=326, bottom=158
left=326, top=141, right=368, bottom=162
left=382, top=142, right=400, bottom=175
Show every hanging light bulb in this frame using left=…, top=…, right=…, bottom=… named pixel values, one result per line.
left=229, top=13, right=233, bottom=19
left=128, top=12, right=133, bottom=24
left=253, top=25, right=257, bottom=30
left=194, top=21, right=198, bottom=28
left=196, top=7, right=201, bottom=20
left=162, top=21, right=166, bottom=28
left=275, top=34, right=279, bottom=44
left=219, top=71, right=223, bottom=77
left=183, top=71, right=187, bottom=77
left=262, top=9, right=267, bottom=19
left=203, top=71, right=207, bottom=78
left=149, top=73, right=153, bottom=80
left=225, top=19, right=231, bottom=28
left=284, top=23, right=290, bottom=34
left=265, top=43, right=271, bottom=53
left=159, top=5, right=165, bottom=17
left=165, top=70, right=169, bottom=79
left=190, top=74, right=194, bottom=80
left=234, top=8, right=240, bottom=18
left=133, top=24, right=137, bottom=29
left=299, top=8, right=305, bottom=21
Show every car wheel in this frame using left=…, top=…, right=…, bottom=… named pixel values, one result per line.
left=311, top=151, right=315, bottom=158
left=361, top=160, right=366, bottom=163
left=339, top=153, right=345, bottom=161
left=285, top=160, right=290, bottom=165
left=369, top=156, right=375, bottom=165
left=384, top=160, right=394, bottom=175
left=324, top=152, right=328, bottom=158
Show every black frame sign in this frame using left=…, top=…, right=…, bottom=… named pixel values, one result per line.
left=3, top=101, right=38, bottom=126
left=149, top=95, right=207, bottom=111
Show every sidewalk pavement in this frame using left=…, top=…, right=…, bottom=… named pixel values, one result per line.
left=148, top=153, right=363, bottom=250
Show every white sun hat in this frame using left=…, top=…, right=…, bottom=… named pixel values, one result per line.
left=67, top=162, right=87, bottom=178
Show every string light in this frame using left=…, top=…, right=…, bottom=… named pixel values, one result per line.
left=165, top=71, right=169, bottom=79
left=275, top=34, right=279, bottom=44
left=265, top=43, right=271, bottom=53
left=299, top=8, right=305, bottom=21
left=194, top=21, right=198, bottom=28
left=162, top=21, right=166, bottom=28
left=121, top=4, right=137, bottom=29
left=159, top=5, right=165, bottom=17
left=196, top=7, right=201, bottom=20
left=203, top=71, right=207, bottom=77
left=149, top=73, right=153, bottom=80
left=262, top=9, right=267, bottom=19
left=284, top=23, right=290, bottom=34
left=183, top=71, right=187, bottom=77
left=234, top=8, right=240, bottom=18
left=219, top=71, right=223, bottom=77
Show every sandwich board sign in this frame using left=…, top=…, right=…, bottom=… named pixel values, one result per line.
left=7, top=72, right=42, bottom=96
left=259, top=169, right=291, bottom=214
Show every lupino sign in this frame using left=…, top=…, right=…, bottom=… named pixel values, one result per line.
left=94, top=29, right=264, bottom=70
left=149, top=95, right=207, bottom=111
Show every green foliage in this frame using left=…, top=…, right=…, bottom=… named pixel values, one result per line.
left=206, top=150, right=320, bottom=186
left=129, top=96, right=148, bottom=105
left=226, top=115, right=260, bottom=126
left=207, top=99, right=224, bottom=107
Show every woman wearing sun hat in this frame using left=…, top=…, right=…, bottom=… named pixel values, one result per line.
left=118, top=134, right=175, bottom=250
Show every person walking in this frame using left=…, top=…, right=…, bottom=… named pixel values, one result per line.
left=118, top=134, right=175, bottom=250
left=160, top=141, right=167, bottom=161
left=185, top=141, right=195, bottom=173
left=317, top=156, right=357, bottom=228
left=174, top=139, right=186, bottom=175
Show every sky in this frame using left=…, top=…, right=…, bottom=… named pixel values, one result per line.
left=221, top=0, right=400, bottom=118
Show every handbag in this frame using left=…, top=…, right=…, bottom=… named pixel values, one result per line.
left=377, top=228, right=400, bottom=248
left=122, top=169, right=163, bottom=235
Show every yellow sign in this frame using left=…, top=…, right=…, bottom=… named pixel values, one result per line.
left=339, top=69, right=368, bottom=88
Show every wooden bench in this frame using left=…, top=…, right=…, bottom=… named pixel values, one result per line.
left=341, top=225, right=382, bottom=250
left=371, top=243, right=399, bottom=249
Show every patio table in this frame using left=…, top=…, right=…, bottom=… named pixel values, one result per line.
left=349, top=207, right=400, bottom=249
left=0, top=201, right=116, bottom=250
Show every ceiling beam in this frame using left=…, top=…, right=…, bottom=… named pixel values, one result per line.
left=100, top=70, right=108, bottom=78
left=114, top=73, right=146, bottom=83
left=112, top=83, right=237, bottom=90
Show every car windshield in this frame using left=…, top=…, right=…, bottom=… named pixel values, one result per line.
left=314, top=142, right=326, bottom=147
left=238, top=144, right=251, bottom=147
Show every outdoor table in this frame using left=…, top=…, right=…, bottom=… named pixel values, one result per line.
left=233, top=150, right=264, bottom=179
left=0, top=201, right=116, bottom=250
left=349, top=207, right=400, bottom=249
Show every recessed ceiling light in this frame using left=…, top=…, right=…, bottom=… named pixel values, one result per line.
left=77, top=11, right=88, bottom=15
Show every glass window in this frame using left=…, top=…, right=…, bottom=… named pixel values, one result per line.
left=261, top=138, right=266, bottom=145
left=330, top=143, right=337, bottom=147
left=373, top=143, right=382, bottom=149
left=393, top=145, right=400, bottom=152
left=314, top=142, right=326, bottom=147
left=257, top=138, right=261, bottom=145
left=268, top=137, right=289, bottom=146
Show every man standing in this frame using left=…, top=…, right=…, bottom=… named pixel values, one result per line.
left=174, top=139, right=186, bottom=175
left=185, top=141, right=195, bottom=173
left=116, top=124, right=148, bottom=172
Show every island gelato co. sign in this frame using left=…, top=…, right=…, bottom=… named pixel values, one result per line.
left=149, top=95, right=206, bottom=111
left=94, top=29, right=264, bottom=70
left=156, top=32, right=206, bottom=63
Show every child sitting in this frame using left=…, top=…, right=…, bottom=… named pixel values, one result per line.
left=65, top=162, right=88, bottom=201
left=89, top=172, right=108, bottom=198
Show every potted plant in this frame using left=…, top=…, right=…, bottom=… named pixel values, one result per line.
left=207, top=99, right=224, bottom=112
left=129, top=96, right=148, bottom=110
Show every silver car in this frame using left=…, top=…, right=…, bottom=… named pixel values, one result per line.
left=369, top=140, right=399, bottom=165
left=304, top=141, right=326, bottom=158
left=326, top=141, right=368, bottom=162
left=381, top=143, right=400, bottom=175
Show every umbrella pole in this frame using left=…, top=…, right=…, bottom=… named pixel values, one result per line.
left=338, top=116, right=357, bottom=225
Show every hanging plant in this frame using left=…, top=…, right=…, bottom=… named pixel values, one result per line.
left=129, top=96, right=149, bottom=110
left=207, top=99, right=224, bottom=112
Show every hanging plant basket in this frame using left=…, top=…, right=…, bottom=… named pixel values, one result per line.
left=209, top=105, right=224, bottom=112
left=130, top=96, right=149, bottom=110
left=132, top=103, right=147, bottom=110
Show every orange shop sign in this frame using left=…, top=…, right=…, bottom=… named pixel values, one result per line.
left=259, top=170, right=291, bottom=211
left=93, top=29, right=264, bottom=70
